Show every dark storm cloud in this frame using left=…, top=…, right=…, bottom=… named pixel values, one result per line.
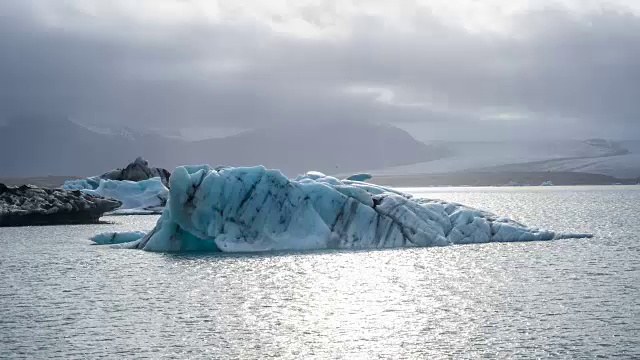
left=1, top=1, right=639, bottom=138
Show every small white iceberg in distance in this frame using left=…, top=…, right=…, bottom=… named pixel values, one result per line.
left=94, top=165, right=592, bottom=253
left=345, top=173, right=372, bottom=182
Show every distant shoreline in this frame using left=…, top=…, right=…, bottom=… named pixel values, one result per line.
left=0, top=176, right=82, bottom=188
left=368, top=171, right=638, bottom=187
left=2, top=170, right=638, bottom=189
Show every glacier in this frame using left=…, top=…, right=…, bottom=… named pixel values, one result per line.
left=101, top=165, right=591, bottom=253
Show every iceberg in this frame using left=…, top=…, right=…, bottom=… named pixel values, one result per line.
left=101, top=165, right=591, bottom=252
left=345, top=173, right=373, bottom=182
left=63, top=177, right=168, bottom=215
left=90, top=231, right=147, bottom=245
left=63, top=157, right=170, bottom=214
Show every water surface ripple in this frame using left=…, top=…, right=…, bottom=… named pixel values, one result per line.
left=1, top=186, right=639, bottom=358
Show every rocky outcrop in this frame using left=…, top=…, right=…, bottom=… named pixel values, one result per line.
left=0, top=183, right=121, bottom=227
left=100, top=157, right=171, bottom=187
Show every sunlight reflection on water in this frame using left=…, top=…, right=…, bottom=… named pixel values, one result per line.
left=1, top=186, right=639, bottom=358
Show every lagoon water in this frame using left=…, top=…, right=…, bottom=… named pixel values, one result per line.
left=1, top=186, right=639, bottom=359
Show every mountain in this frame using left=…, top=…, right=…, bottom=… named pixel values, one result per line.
left=186, top=122, right=448, bottom=176
left=0, top=116, right=184, bottom=177
left=0, top=117, right=446, bottom=178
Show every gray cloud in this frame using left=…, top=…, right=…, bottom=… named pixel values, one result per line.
left=1, top=1, right=639, bottom=140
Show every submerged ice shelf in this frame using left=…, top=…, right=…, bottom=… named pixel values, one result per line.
left=90, top=231, right=148, bottom=245
left=92, top=165, right=592, bottom=252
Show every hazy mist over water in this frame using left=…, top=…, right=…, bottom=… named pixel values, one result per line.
left=2, top=1, right=640, bottom=182
left=2, top=186, right=638, bottom=358
left=1, top=1, right=640, bottom=358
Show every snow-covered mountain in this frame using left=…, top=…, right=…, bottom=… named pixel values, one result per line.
left=77, top=123, right=185, bottom=141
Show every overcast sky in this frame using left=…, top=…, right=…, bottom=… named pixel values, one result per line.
left=1, top=0, right=639, bottom=140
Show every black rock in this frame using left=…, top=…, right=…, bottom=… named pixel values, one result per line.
left=0, top=184, right=121, bottom=227
left=99, top=157, right=171, bottom=187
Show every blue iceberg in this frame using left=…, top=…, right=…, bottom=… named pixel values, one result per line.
left=100, top=165, right=591, bottom=252
left=62, top=157, right=170, bottom=214
left=64, top=177, right=168, bottom=215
